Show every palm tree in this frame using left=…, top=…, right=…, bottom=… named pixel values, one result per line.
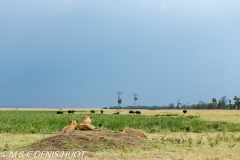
left=133, top=94, right=138, bottom=110
left=117, top=91, right=123, bottom=110
left=118, top=99, right=122, bottom=105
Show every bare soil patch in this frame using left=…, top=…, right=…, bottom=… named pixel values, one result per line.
left=30, top=129, right=153, bottom=152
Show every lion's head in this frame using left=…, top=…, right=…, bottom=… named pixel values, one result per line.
left=81, top=116, right=92, bottom=124
left=70, top=120, right=78, bottom=126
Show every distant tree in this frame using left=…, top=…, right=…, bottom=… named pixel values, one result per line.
left=234, top=96, right=240, bottom=110
left=133, top=94, right=138, bottom=109
left=218, top=100, right=223, bottom=109
left=182, top=103, right=186, bottom=109
left=198, top=101, right=206, bottom=109
left=220, top=96, right=228, bottom=109
left=176, top=99, right=181, bottom=109
left=117, top=91, right=123, bottom=110
left=134, top=96, right=138, bottom=101
left=186, top=103, right=191, bottom=109
left=168, top=103, right=175, bottom=109
left=212, top=98, right=217, bottom=109
left=206, top=103, right=213, bottom=109
left=118, top=99, right=122, bottom=106
left=227, top=99, right=232, bottom=109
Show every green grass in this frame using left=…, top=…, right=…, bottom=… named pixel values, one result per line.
left=1, top=110, right=240, bottom=134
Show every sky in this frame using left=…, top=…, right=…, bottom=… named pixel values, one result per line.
left=0, top=0, right=240, bottom=108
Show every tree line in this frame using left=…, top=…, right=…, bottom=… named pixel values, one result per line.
left=103, top=96, right=240, bottom=110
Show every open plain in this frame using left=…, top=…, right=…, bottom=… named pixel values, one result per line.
left=1, top=109, right=240, bottom=160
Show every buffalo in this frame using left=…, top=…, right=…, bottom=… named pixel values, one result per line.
left=56, top=111, right=63, bottom=114
left=91, top=110, right=95, bottom=113
left=68, top=110, right=75, bottom=114
left=100, top=110, right=104, bottom=114
left=129, top=110, right=135, bottom=114
left=183, top=110, right=187, bottom=114
left=135, top=111, right=141, bottom=114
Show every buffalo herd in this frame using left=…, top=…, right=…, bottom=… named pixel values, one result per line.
left=129, top=110, right=141, bottom=114
left=90, top=110, right=104, bottom=114
left=56, top=110, right=75, bottom=114
left=56, top=109, right=187, bottom=115
left=56, top=109, right=143, bottom=115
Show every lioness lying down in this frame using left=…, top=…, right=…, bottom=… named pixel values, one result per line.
left=61, top=120, right=78, bottom=133
left=79, top=116, right=97, bottom=131
left=122, top=127, right=147, bottom=139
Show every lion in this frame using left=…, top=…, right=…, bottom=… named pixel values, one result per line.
left=61, top=120, right=78, bottom=133
left=79, top=116, right=97, bottom=130
left=122, top=127, right=147, bottom=139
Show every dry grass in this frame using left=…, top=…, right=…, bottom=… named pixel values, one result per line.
left=148, top=132, right=240, bottom=159
left=0, top=133, right=53, bottom=151
left=2, top=131, right=240, bottom=159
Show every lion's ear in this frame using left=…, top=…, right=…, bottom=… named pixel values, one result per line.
left=90, top=116, right=92, bottom=119
left=70, top=120, right=72, bottom=122
left=76, top=120, right=78, bottom=122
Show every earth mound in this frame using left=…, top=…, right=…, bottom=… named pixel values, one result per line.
left=30, top=130, right=153, bottom=152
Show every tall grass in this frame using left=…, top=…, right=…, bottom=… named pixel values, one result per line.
left=1, top=111, right=240, bottom=134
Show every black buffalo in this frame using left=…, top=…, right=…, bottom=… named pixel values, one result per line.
left=56, top=111, right=63, bottom=114
left=135, top=111, right=141, bottom=114
left=183, top=110, right=187, bottom=114
left=100, top=110, right=104, bottom=114
left=91, top=110, right=95, bottom=113
left=129, top=110, right=135, bottom=114
left=68, top=110, right=75, bottom=113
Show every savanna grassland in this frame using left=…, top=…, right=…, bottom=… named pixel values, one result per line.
left=1, top=109, right=240, bottom=160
